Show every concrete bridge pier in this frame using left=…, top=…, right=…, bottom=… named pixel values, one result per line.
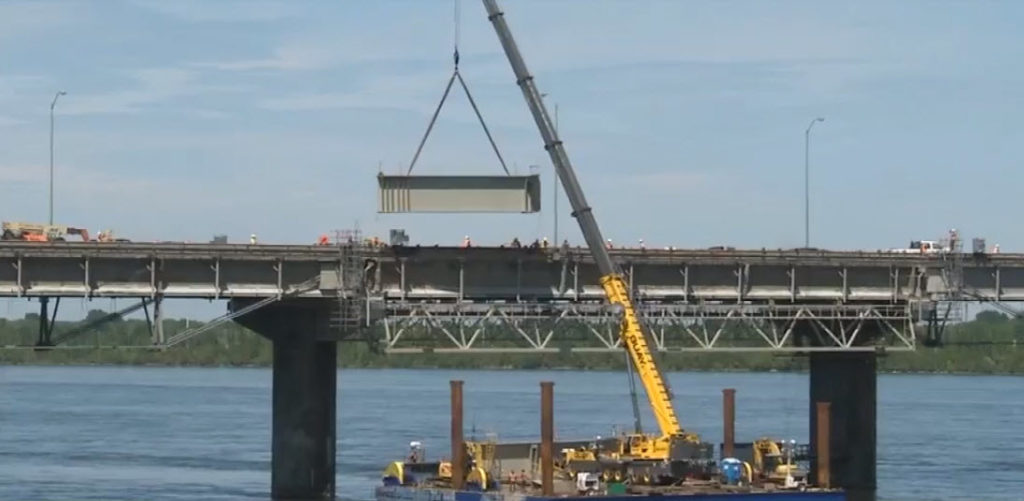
left=809, top=351, right=877, bottom=501
left=234, top=300, right=337, bottom=501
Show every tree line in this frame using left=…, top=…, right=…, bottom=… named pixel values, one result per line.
left=0, top=309, right=1021, bottom=373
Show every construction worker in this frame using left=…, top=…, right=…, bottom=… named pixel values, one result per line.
left=511, top=237, right=521, bottom=248
left=250, top=234, right=257, bottom=245
left=542, top=237, right=549, bottom=249
left=606, top=239, right=613, bottom=249
left=318, top=234, right=329, bottom=246
left=461, top=235, right=472, bottom=248
left=638, top=238, right=645, bottom=250
left=407, top=441, right=422, bottom=463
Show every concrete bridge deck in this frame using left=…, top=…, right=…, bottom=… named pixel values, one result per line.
left=0, top=242, right=1019, bottom=302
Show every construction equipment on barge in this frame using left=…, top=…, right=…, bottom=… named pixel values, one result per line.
left=376, top=381, right=839, bottom=500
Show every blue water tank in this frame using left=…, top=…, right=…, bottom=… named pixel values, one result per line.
left=721, top=458, right=743, bottom=485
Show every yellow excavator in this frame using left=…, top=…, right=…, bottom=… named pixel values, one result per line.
left=751, top=438, right=806, bottom=486
left=482, top=0, right=712, bottom=485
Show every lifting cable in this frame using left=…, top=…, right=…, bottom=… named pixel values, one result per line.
left=406, top=0, right=510, bottom=176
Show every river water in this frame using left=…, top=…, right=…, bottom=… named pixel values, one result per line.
left=0, top=366, right=1020, bottom=500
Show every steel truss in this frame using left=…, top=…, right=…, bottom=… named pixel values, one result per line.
left=381, top=302, right=917, bottom=353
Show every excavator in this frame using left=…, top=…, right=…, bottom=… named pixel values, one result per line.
left=481, top=0, right=713, bottom=485
left=750, top=438, right=807, bottom=487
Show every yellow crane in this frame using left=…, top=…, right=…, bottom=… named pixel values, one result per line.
left=482, top=0, right=711, bottom=482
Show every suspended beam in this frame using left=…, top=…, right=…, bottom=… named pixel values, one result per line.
left=377, top=174, right=541, bottom=213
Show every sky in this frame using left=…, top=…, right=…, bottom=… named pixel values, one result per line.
left=1, top=0, right=1022, bottom=320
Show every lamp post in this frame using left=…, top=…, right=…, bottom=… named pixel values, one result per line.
left=50, top=91, right=67, bottom=225
left=804, top=117, right=824, bottom=248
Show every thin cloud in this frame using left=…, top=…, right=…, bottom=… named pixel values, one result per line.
left=60, top=68, right=238, bottom=115
left=0, top=1, right=85, bottom=40
left=194, top=45, right=334, bottom=72
left=0, top=163, right=158, bottom=198
left=625, top=171, right=711, bottom=193
left=0, top=117, right=25, bottom=127
left=130, top=0, right=296, bottom=23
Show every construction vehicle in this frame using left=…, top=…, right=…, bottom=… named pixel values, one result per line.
left=750, top=438, right=806, bottom=487
left=887, top=229, right=961, bottom=254
left=887, top=240, right=950, bottom=254
left=95, top=229, right=129, bottom=242
left=1, top=222, right=129, bottom=243
left=1, top=222, right=91, bottom=242
left=482, top=0, right=713, bottom=484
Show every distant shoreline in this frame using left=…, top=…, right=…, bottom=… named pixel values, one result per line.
left=2, top=309, right=1021, bottom=375
left=3, top=358, right=1021, bottom=377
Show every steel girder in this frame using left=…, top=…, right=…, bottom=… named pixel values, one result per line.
left=380, top=301, right=916, bottom=353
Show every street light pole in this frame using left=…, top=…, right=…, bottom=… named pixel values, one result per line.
left=804, top=117, right=824, bottom=248
left=49, top=91, right=67, bottom=225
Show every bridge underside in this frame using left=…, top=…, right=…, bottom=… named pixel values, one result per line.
left=380, top=302, right=917, bottom=353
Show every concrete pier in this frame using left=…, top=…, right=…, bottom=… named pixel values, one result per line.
left=810, top=352, right=877, bottom=501
left=236, top=300, right=337, bottom=501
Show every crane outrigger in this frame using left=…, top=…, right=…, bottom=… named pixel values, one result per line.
left=482, top=0, right=713, bottom=483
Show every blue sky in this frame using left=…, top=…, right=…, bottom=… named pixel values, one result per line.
left=0, top=1, right=1021, bottom=320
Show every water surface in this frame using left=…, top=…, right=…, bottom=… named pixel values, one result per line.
left=1, top=366, right=1020, bottom=500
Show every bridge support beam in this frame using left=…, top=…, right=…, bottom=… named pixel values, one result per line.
left=36, top=296, right=59, bottom=346
left=809, top=351, right=876, bottom=501
left=235, top=300, right=336, bottom=501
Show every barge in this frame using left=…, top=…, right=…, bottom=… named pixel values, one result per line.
left=372, top=381, right=844, bottom=501
left=375, top=484, right=845, bottom=501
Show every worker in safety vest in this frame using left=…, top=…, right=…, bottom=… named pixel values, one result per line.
left=318, top=234, right=329, bottom=245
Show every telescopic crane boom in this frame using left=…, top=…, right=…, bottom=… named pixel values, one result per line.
left=482, top=0, right=696, bottom=447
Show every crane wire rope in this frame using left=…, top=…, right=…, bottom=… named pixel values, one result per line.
left=406, top=0, right=510, bottom=176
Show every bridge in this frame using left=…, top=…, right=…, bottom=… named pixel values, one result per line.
left=1, top=242, right=1018, bottom=350
left=4, top=241, right=1020, bottom=501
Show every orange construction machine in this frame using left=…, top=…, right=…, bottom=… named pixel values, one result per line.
left=2, top=221, right=94, bottom=242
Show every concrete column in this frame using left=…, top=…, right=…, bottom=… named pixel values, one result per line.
left=235, top=300, right=337, bottom=501
left=809, top=352, right=876, bottom=501
left=153, top=296, right=165, bottom=345
left=37, top=297, right=51, bottom=346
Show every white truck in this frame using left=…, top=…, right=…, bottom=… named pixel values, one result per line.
left=887, top=229, right=960, bottom=254
left=888, top=240, right=951, bottom=254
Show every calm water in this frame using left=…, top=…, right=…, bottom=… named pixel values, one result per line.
left=0, top=366, right=1021, bottom=500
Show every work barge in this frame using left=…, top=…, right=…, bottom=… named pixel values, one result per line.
left=375, top=380, right=845, bottom=501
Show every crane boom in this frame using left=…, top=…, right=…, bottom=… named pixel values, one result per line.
left=482, top=0, right=684, bottom=439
